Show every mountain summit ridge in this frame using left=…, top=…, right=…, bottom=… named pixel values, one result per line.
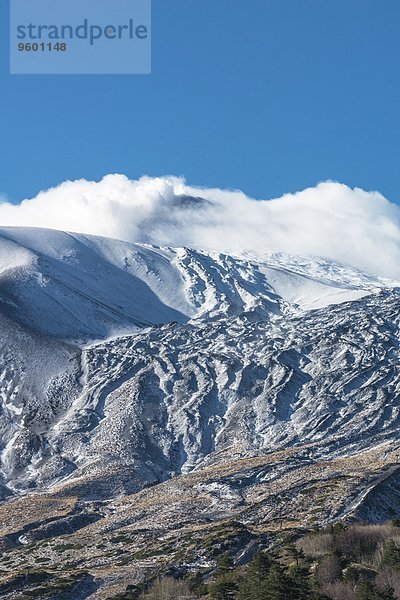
left=0, top=226, right=391, bottom=342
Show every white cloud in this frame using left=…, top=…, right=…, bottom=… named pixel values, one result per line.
left=0, top=174, right=399, bottom=278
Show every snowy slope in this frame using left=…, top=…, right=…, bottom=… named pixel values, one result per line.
left=0, top=228, right=191, bottom=340
left=0, top=226, right=398, bottom=496
left=0, top=227, right=391, bottom=342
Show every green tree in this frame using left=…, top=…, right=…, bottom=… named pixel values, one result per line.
left=261, top=563, right=292, bottom=600
left=287, top=564, right=313, bottom=600
left=236, top=551, right=273, bottom=600
left=209, top=573, right=238, bottom=600
left=246, top=551, right=273, bottom=579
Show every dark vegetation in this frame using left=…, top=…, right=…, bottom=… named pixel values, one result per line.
left=113, top=521, right=400, bottom=599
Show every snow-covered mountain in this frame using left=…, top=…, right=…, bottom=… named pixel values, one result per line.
left=0, top=226, right=398, bottom=500
left=0, top=226, right=387, bottom=341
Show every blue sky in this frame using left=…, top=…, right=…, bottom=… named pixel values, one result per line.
left=0, top=0, right=399, bottom=203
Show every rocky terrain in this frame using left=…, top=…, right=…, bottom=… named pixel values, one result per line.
left=0, top=226, right=399, bottom=598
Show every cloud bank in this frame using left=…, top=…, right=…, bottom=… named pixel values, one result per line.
left=0, top=174, right=399, bottom=279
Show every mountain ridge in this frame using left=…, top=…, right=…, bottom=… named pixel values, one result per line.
left=0, top=226, right=391, bottom=342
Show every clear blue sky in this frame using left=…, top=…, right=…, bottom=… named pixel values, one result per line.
left=0, top=0, right=399, bottom=203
